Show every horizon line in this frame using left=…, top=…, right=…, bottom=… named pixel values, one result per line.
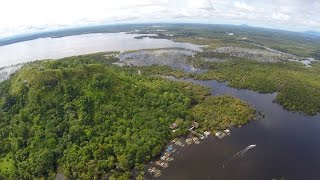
left=0, top=22, right=318, bottom=44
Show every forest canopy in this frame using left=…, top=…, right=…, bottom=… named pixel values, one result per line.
left=0, top=54, right=255, bottom=179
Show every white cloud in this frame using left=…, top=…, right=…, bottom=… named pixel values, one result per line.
left=234, top=1, right=255, bottom=12
left=0, top=0, right=319, bottom=39
left=272, top=12, right=291, bottom=21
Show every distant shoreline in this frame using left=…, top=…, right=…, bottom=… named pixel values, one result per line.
left=1, top=23, right=317, bottom=47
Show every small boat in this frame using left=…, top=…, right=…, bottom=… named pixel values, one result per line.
left=249, top=144, right=256, bottom=148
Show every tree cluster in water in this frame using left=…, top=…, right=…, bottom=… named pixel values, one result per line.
left=125, top=47, right=320, bottom=115
left=189, top=58, right=320, bottom=115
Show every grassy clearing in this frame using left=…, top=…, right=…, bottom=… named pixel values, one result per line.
left=0, top=154, right=15, bottom=178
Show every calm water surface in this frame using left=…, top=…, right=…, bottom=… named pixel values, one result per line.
left=157, top=80, right=320, bottom=180
left=0, top=32, right=203, bottom=68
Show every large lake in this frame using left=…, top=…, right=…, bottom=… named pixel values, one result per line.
left=157, top=80, right=320, bottom=180
left=0, top=32, right=202, bottom=68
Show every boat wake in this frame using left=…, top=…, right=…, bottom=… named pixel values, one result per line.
left=233, top=144, right=256, bottom=159
left=222, top=144, right=256, bottom=168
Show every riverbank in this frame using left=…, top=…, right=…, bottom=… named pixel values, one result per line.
left=145, top=127, right=233, bottom=179
left=0, top=55, right=257, bottom=179
left=155, top=79, right=320, bottom=180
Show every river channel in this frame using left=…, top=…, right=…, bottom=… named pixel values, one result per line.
left=157, top=79, right=320, bottom=180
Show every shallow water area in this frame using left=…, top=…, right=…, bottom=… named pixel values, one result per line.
left=0, top=32, right=203, bottom=68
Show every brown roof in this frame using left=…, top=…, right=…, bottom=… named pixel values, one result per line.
left=192, top=121, right=199, bottom=128
left=170, top=123, right=178, bottom=129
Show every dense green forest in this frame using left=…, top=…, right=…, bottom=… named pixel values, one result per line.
left=188, top=58, right=320, bottom=115
left=192, top=96, right=256, bottom=131
left=0, top=54, right=255, bottom=179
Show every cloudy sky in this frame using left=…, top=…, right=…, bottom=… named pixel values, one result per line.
left=0, top=0, right=319, bottom=38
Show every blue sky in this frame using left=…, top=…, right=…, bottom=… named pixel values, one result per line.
left=0, top=0, right=319, bottom=38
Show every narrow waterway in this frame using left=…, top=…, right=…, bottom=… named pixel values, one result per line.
left=156, top=80, right=320, bottom=180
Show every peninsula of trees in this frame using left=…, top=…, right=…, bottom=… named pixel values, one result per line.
left=0, top=53, right=255, bottom=179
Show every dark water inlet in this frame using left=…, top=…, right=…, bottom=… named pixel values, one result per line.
left=157, top=80, right=320, bottom=180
